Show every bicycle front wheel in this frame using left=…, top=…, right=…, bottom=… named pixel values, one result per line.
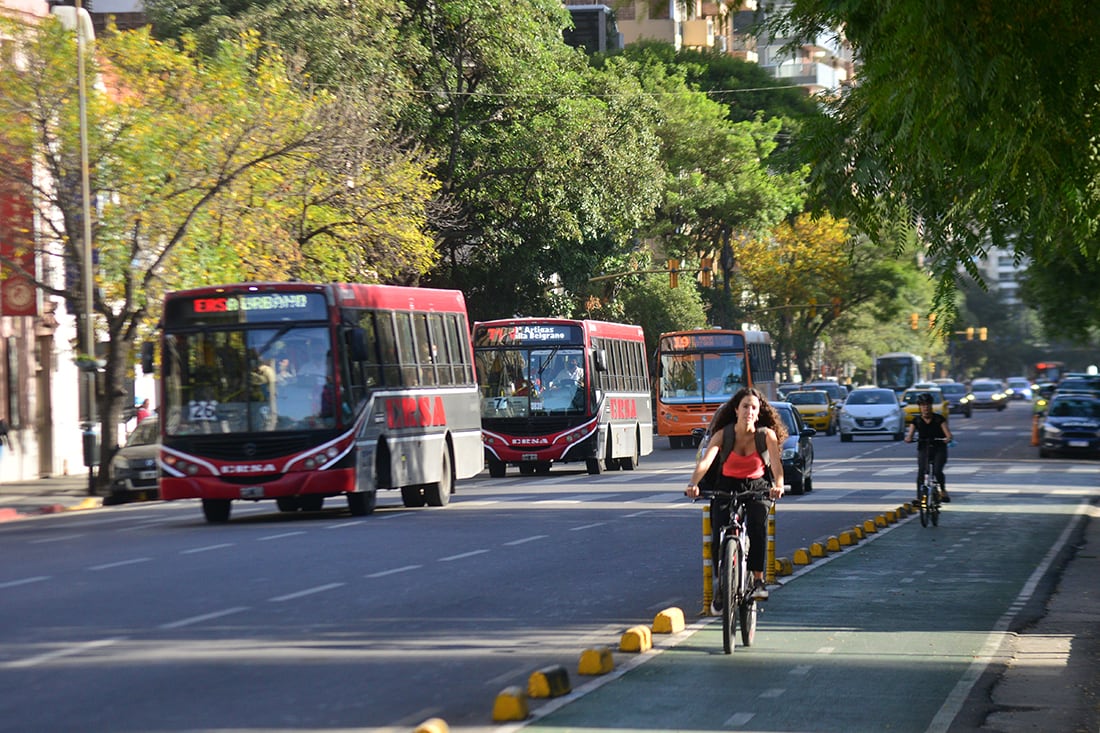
left=739, top=598, right=757, bottom=647
left=721, top=538, right=739, bottom=654
left=919, top=487, right=930, bottom=527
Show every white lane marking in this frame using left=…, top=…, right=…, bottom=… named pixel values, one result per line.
left=503, top=535, right=547, bottom=546
left=366, top=564, right=422, bottom=578
left=29, top=534, right=84, bottom=544
left=759, top=688, right=785, bottom=698
left=538, top=494, right=616, bottom=503
left=723, top=712, right=755, bottom=726
left=816, top=647, right=835, bottom=654
left=570, top=522, right=606, bottom=531
left=270, top=583, right=345, bottom=602
left=0, top=576, right=50, bottom=589
left=159, top=606, right=249, bottom=630
left=440, top=549, right=489, bottom=562
left=5, top=637, right=124, bottom=669
left=631, top=493, right=681, bottom=503
left=257, top=531, right=306, bottom=541
left=624, top=510, right=652, bottom=518
left=90, top=558, right=152, bottom=571
left=790, top=665, right=812, bottom=676
left=326, top=520, right=367, bottom=529
left=181, top=543, right=234, bottom=555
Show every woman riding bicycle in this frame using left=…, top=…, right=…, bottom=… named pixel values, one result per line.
left=685, top=387, right=786, bottom=604
left=903, top=392, right=954, bottom=503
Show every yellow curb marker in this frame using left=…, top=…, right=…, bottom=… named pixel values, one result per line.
left=578, top=646, right=614, bottom=676
left=793, top=548, right=812, bottom=565
left=492, top=686, right=529, bottom=722
left=619, top=625, right=652, bottom=653
left=653, top=607, right=685, bottom=634
left=810, top=542, right=826, bottom=558
left=826, top=535, right=840, bottom=552
left=527, top=665, right=571, bottom=699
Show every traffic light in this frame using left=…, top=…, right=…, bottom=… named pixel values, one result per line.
left=928, top=313, right=936, bottom=330
left=668, top=259, right=679, bottom=288
left=966, top=327, right=975, bottom=340
left=979, top=327, right=988, bottom=341
left=910, top=313, right=919, bottom=330
left=699, top=257, right=713, bottom=287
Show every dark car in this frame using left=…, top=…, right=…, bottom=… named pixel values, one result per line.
left=769, top=401, right=817, bottom=495
left=938, top=382, right=973, bottom=417
left=1038, top=395, right=1100, bottom=459
left=104, top=417, right=160, bottom=504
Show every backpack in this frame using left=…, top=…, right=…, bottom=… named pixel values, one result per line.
left=698, top=425, right=772, bottom=491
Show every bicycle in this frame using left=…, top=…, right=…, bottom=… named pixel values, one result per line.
left=697, top=488, right=773, bottom=654
left=915, top=438, right=949, bottom=528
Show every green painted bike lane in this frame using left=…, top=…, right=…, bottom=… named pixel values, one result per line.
left=515, top=497, right=1084, bottom=733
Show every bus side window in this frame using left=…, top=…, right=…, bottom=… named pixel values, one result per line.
left=412, top=312, right=437, bottom=387
left=429, top=313, right=452, bottom=386
left=375, top=311, right=401, bottom=386
left=394, top=312, right=419, bottom=386
left=354, top=313, right=382, bottom=387
left=448, top=314, right=474, bottom=385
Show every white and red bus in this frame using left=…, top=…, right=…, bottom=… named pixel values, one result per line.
left=472, top=318, right=653, bottom=476
left=157, top=282, right=483, bottom=522
left=655, top=329, right=777, bottom=448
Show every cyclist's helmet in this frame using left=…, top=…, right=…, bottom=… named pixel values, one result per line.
left=916, top=392, right=934, bottom=406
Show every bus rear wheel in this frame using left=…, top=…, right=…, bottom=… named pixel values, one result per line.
left=586, top=457, right=603, bottom=475
left=488, top=456, right=507, bottom=478
left=202, top=498, right=231, bottom=523
left=424, top=448, right=453, bottom=507
left=401, top=486, right=426, bottom=507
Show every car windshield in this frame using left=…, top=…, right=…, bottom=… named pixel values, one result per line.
left=846, top=390, right=894, bottom=405
left=972, top=382, right=999, bottom=391
left=774, top=406, right=799, bottom=434
left=788, top=392, right=826, bottom=405
left=940, top=384, right=965, bottom=395
left=905, top=391, right=941, bottom=404
left=1049, top=399, right=1100, bottom=418
left=127, top=419, right=159, bottom=447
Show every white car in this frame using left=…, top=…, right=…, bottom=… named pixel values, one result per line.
left=838, top=387, right=906, bottom=442
left=1005, top=377, right=1034, bottom=401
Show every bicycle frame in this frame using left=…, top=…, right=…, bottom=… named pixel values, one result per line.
left=916, top=440, right=944, bottom=527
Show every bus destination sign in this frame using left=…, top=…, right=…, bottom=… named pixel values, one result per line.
left=663, top=332, right=744, bottom=351
left=168, top=291, right=329, bottom=325
left=475, top=324, right=581, bottom=347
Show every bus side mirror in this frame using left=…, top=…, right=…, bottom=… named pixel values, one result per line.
left=592, top=348, right=607, bottom=372
left=349, top=328, right=370, bottom=361
left=141, top=342, right=155, bottom=374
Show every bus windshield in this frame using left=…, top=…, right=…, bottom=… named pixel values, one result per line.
left=659, top=352, right=745, bottom=404
left=163, top=325, right=339, bottom=436
left=475, top=347, right=586, bottom=417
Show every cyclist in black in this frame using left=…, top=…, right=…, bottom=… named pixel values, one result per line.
left=903, top=392, right=954, bottom=503
left=685, top=387, right=786, bottom=605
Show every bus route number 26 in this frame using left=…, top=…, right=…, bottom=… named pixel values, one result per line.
left=188, top=400, right=219, bottom=421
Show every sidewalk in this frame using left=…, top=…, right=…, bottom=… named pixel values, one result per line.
left=0, top=474, right=102, bottom=521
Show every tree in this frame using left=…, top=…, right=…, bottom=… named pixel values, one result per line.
left=777, top=1, right=1100, bottom=335
left=732, top=213, right=915, bottom=380
left=0, top=20, right=369, bottom=482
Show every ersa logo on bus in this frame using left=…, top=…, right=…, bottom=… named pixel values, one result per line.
left=609, top=398, right=638, bottom=419
left=385, top=396, right=448, bottom=429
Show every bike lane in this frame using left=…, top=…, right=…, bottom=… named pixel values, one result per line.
left=515, top=494, right=1086, bottom=733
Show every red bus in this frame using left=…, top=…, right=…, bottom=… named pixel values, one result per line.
left=655, top=329, right=777, bottom=448
left=157, top=282, right=483, bottom=522
left=472, top=318, right=653, bottom=476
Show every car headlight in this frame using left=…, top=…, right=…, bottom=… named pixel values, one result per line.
left=1043, top=424, right=1062, bottom=436
left=781, top=448, right=798, bottom=460
left=112, top=456, right=130, bottom=471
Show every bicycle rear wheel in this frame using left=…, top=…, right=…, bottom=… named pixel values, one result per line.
left=919, top=486, right=930, bottom=527
left=739, top=598, right=757, bottom=647
left=721, top=539, right=739, bottom=654
left=931, top=487, right=940, bottom=526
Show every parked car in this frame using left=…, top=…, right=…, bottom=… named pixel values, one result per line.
left=900, top=387, right=950, bottom=423
left=769, top=401, right=817, bottom=494
left=1037, top=395, right=1100, bottom=459
left=104, top=417, right=160, bottom=504
left=1004, top=377, right=1034, bottom=401
left=937, top=382, right=973, bottom=417
left=968, top=379, right=1008, bottom=410
left=785, top=389, right=836, bottom=436
left=838, top=387, right=906, bottom=442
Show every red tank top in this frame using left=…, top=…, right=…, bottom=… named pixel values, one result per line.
left=722, top=450, right=765, bottom=479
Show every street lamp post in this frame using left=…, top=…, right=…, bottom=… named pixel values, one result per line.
left=74, top=0, right=97, bottom=495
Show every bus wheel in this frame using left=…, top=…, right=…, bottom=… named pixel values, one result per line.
left=620, top=438, right=640, bottom=470
left=519, top=463, right=536, bottom=475
left=535, top=462, right=552, bottom=474
left=586, top=457, right=603, bottom=475
left=424, top=448, right=453, bottom=507
left=202, top=499, right=231, bottom=523
left=401, top=486, right=426, bottom=508
left=276, top=497, right=300, bottom=513
left=488, top=456, right=507, bottom=478
left=347, top=491, right=376, bottom=517
left=299, top=495, right=324, bottom=512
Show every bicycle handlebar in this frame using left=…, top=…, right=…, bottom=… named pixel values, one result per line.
left=693, top=488, right=773, bottom=504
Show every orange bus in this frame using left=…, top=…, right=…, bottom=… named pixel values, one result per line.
left=157, top=282, right=483, bottom=522
left=655, top=329, right=777, bottom=448
left=473, top=318, right=653, bottom=476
